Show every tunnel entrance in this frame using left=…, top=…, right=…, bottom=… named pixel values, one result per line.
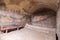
left=30, top=8, right=57, bottom=39
left=31, top=8, right=56, bottom=28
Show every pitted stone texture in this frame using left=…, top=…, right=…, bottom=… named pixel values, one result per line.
left=3, top=0, right=58, bottom=15
left=31, top=14, right=56, bottom=28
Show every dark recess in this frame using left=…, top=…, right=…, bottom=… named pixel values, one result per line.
left=32, top=8, right=56, bottom=16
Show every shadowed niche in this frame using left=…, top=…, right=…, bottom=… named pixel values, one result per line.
left=29, top=8, right=57, bottom=28
left=32, top=8, right=56, bottom=16
left=0, top=0, right=6, bottom=9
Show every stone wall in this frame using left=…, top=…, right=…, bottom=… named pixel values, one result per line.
left=57, top=7, right=60, bottom=40
left=0, top=0, right=58, bottom=15
left=31, top=16, right=56, bottom=28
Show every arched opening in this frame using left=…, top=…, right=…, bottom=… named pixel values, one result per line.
left=30, top=8, right=56, bottom=28
left=32, top=8, right=56, bottom=16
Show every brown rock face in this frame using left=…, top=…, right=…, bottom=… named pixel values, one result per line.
left=0, top=0, right=58, bottom=15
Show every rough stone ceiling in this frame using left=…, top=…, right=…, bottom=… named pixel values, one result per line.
left=0, top=0, right=58, bottom=15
